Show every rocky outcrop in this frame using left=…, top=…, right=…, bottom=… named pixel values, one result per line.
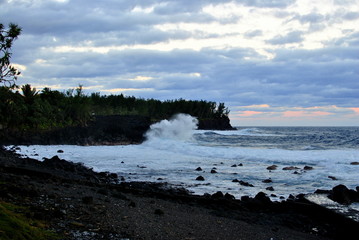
left=0, top=115, right=151, bottom=145
left=197, top=116, right=236, bottom=130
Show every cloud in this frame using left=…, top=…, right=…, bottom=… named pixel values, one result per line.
left=2, top=0, right=359, bottom=126
left=266, top=31, right=304, bottom=45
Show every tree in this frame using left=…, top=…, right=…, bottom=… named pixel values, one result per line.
left=0, top=23, right=22, bottom=88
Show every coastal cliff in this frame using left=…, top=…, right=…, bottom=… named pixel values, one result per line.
left=0, top=115, right=235, bottom=145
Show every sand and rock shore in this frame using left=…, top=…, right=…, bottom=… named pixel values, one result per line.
left=1, top=146, right=358, bottom=240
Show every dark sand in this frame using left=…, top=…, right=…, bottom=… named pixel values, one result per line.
left=1, top=147, right=357, bottom=240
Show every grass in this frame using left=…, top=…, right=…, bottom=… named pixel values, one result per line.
left=0, top=201, right=59, bottom=240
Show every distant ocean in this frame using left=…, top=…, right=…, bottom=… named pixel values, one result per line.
left=15, top=114, right=359, bottom=202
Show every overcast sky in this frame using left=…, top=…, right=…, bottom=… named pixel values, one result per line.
left=1, top=0, right=359, bottom=126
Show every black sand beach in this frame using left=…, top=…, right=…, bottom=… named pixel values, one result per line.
left=1, top=146, right=358, bottom=240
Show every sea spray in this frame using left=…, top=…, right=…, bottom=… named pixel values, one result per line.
left=145, top=113, right=198, bottom=141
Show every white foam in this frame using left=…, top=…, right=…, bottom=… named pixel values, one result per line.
left=145, top=113, right=198, bottom=141
left=9, top=120, right=359, bottom=200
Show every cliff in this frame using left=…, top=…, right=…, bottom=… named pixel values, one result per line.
left=198, top=116, right=236, bottom=130
left=0, top=115, right=235, bottom=145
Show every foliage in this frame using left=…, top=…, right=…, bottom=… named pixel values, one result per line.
left=0, top=201, right=59, bottom=240
left=0, top=23, right=22, bottom=88
left=0, top=84, right=230, bottom=132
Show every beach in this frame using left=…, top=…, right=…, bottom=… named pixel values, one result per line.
left=1, top=146, right=358, bottom=240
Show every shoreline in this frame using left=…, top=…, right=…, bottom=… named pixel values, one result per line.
left=1, top=146, right=358, bottom=240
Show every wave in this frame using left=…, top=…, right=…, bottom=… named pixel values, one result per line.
left=144, top=113, right=198, bottom=142
left=195, top=128, right=279, bottom=137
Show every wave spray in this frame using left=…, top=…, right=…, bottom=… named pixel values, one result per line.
left=145, top=113, right=198, bottom=141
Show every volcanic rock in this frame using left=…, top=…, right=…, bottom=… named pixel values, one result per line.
left=196, top=176, right=205, bottom=181
left=282, top=166, right=300, bottom=170
left=262, top=178, right=272, bottom=183
left=329, top=184, right=359, bottom=205
left=238, top=180, right=254, bottom=187
left=267, top=165, right=277, bottom=170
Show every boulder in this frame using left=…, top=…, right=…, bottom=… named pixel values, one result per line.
left=328, top=176, right=338, bottom=180
left=211, top=191, right=224, bottom=199
left=329, top=185, right=359, bottom=205
left=196, top=176, right=205, bottom=181
left=254, top=192, right=272, bottom=204
left=303, top=166, right=314, bottom=170
left=238, top=180, right=254, bottom=187
left=267, top=165, right=277, bottom=170
left=262, top=178, right=272, bottom=183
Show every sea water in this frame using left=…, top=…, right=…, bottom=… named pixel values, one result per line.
left=13, top=114, right=359, bottom=201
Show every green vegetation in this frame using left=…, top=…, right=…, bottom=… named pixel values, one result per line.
left=0, top=84, right=230, bottom=132
left=0, top=201, right=58, bottom=240
left=0, top=23, right=22, bottom=88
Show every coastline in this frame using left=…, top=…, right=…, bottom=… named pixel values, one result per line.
left=1, top=146, right=358, bottom=240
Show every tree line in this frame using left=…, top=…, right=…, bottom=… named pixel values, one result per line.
left=0, top=84, right=230, bottom=131
left=1, top=22, right=230, bottom=132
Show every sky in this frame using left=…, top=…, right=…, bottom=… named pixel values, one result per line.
left=1, top=0, right=359, bottom=126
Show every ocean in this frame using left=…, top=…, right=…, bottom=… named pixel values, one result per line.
left=14, top=114, right=359, bottom=202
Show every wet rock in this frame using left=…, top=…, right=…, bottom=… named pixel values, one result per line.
left=303, top=166, right=314, bottom=170
left=231, top=164, right=237, bottom=167
left=210, top=169, right=217, bottom=174
left=196, top=176, right=205, bottom=181
left=329, top=184, right=359, bottom=205
left=254, top=192, right=272, bottom=204
left=266, top=186, right=275, bottom=191
left=224, top=193, right=235, bottom=200
left=57, top=149, right=64, bottom=153
left=282, top=166, right=300, bottom=170
left=238, top=163, right=243, bottom=166
left=267, top=165, right=278, bottom=170
left=211, top=191, right=224, bottom=199
left=232, top=179, right=239, bottom=183
left=238, top=180, right=254, bottom=187
left=314, top=189, right=331, bottom=194
left=195, top=167, right=202, bottom=171
left=350, top=162, right=359, bottom=165
left=328, top=176, right=338, bottom=180
left=262, top=178, right=272, bottom=183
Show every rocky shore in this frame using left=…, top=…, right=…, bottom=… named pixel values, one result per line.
left=1, top=146, right=358, bottom=240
